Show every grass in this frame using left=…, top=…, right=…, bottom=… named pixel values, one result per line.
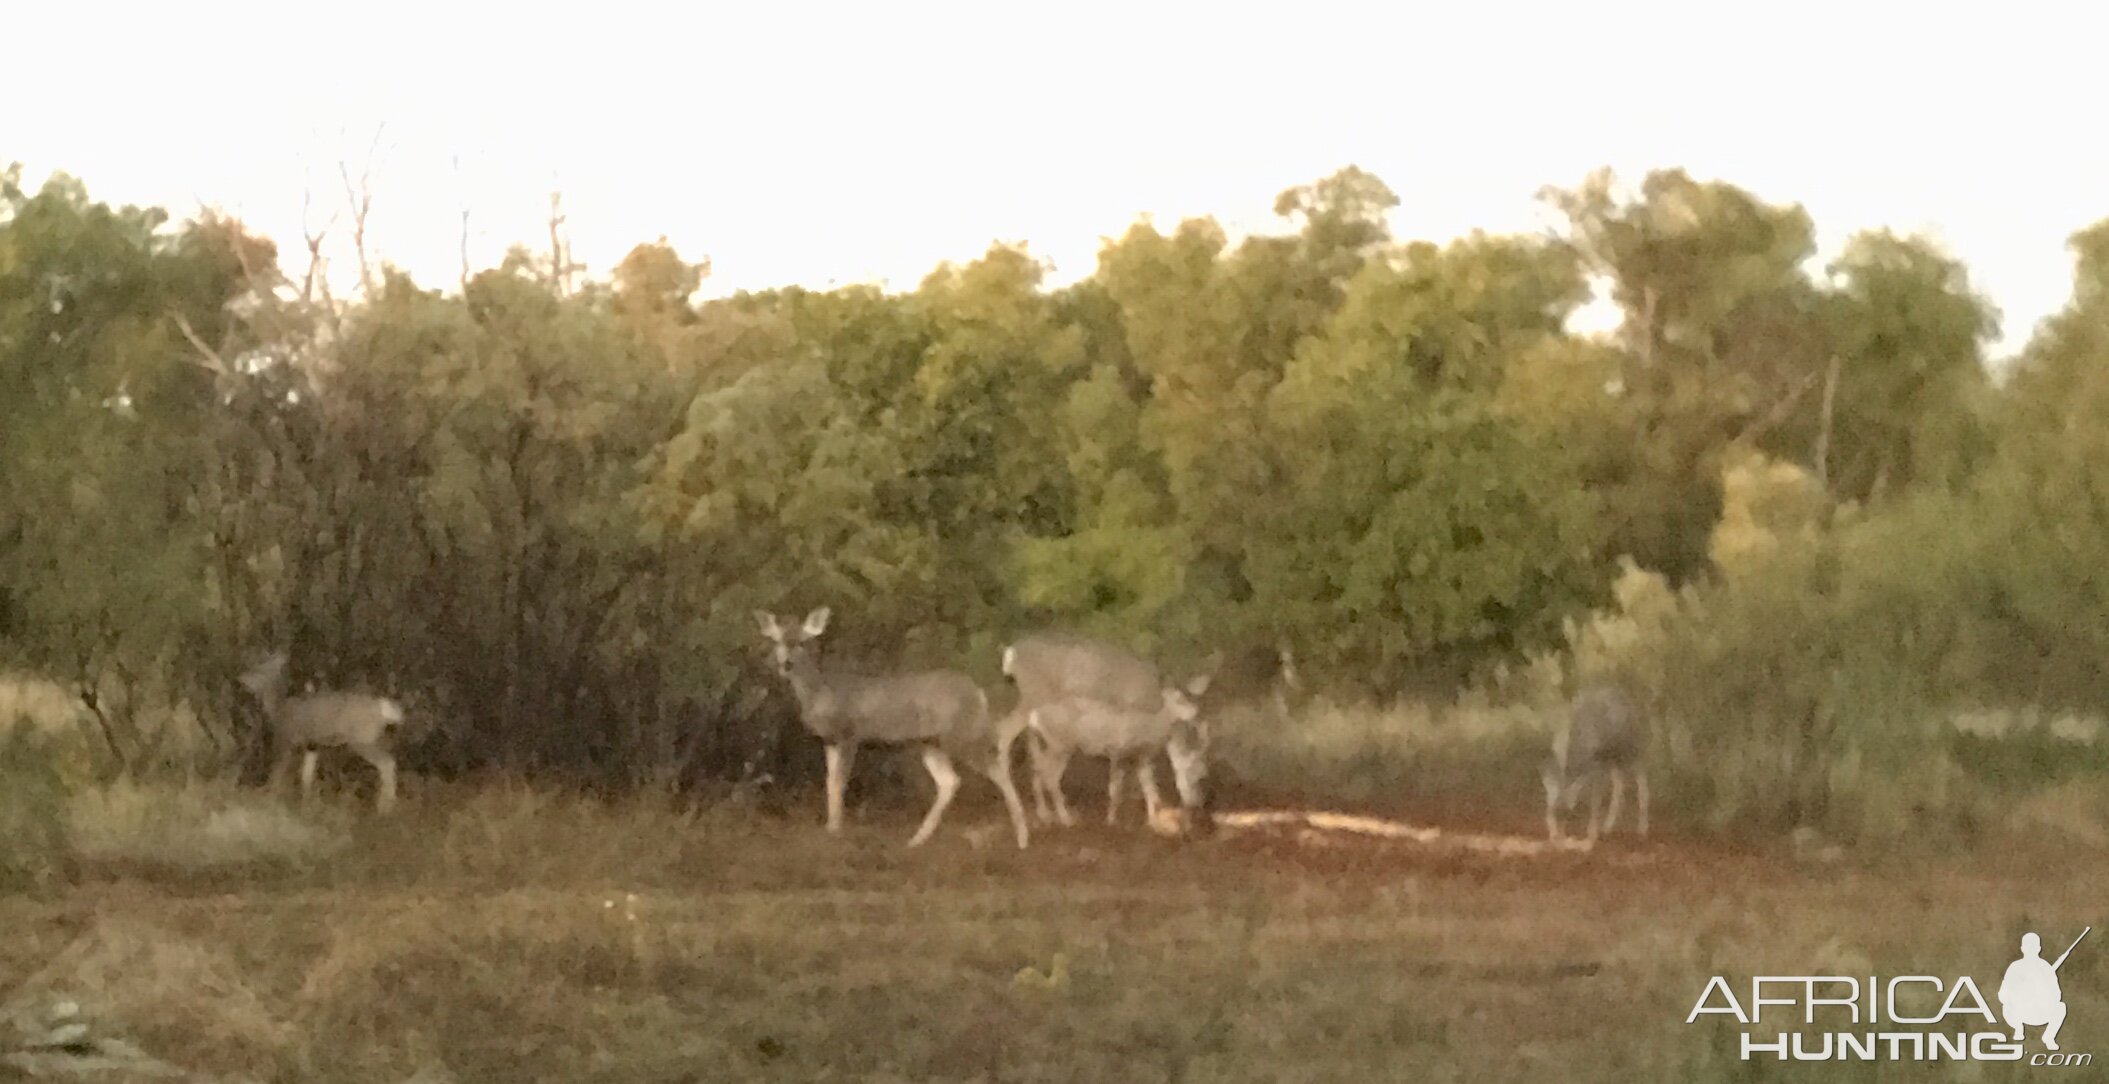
left=65, top=780, right=352, bottom=874
left=6, top=677, right=2108, bottom=1080
left=4, top=771, right=2106, bottom=1083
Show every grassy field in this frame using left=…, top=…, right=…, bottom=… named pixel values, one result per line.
left=4, top=771, right=2104, bottom=1084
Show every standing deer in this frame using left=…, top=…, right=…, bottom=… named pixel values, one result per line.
left=755, top=607, right=1030, bottom=849
left=1001, top=631, right=1171, bottom=824
left=1024, top=674, right=1214, bottom=830
left=239, top=650, right=408, bottom=814
left=1541, top=683, right=1650, bottom=845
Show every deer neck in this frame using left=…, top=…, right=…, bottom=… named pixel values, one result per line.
left=783, top=656, right=840, bottom=713
left=251, top=675, right=289, bottom=717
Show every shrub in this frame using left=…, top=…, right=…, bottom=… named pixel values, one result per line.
left=0, top=718, right=73, bottom=889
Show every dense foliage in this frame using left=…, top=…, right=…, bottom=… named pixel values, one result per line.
left=2, top=157, right=2099, bottom=827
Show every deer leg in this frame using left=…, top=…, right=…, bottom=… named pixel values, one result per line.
left=1635, top=767, right=1650, bottom=837
left=983, top=731, right=1031, bottom=850
left=1585, top=777, right=1604, bottom=846
left=1042, top=747, right=1077, bottom=827
left=1026, top=731, right=1058, bottom=824
left=356, top=746, right=398, bottom=815
left=1604, top=770, right=1626, bottom=834
left=1106, top=755, right=1128, bottom=826
left=298, top=750, right=321, bottom=806
left=824, top=742, right=858, bottom=834
left=1137, top=757, right=1166, bottom=823
left=983, top=758, right=1032, bottom=850
left=907, top=746, right=960, bottom=848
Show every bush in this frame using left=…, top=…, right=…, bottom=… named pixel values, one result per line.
left=1484, top=451, right=2109, bottom=848
left=0, top=719, right=73, bottom=889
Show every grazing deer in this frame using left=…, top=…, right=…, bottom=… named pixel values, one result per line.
left=1541, top=683, right=1649, bottom=845
left=1024, top=674, right=1214, bottom=830
left=755, top=607, right=1030, bottom=849
left=1001, top=631, right=1177, bottom=824
left=238, top=650, right=408, bottom=814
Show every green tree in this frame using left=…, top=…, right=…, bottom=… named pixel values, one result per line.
left=1815, top=230, right=2000, bottom=500
left=1254, top=234, right=1605, bottom=692
left=608, top=237, right=709, bottom=371
left=1542, top=168, right=1829, bottom=579
left=1968, top=218, right=2109, bottom=708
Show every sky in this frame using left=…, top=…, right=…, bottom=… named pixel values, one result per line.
left=9, top=1, right=2106, bottom=356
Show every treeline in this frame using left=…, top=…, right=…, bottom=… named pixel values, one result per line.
left=1, top=160, right=2104, bottom=814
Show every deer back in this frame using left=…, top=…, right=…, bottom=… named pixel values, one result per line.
left=1029, top=695, right=1179, bottom=758
left=796, top=667, right=987, bottom=747
left=277, top=691, right=406, bottom=750
left=1004, top=632, right=1163, bottom=716
left=1565, top=684, right=1643, bottom=771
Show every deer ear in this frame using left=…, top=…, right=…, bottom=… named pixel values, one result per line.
left=803, top=606, right=832, bottom=635
left=754, top=611, right=781, bottom=638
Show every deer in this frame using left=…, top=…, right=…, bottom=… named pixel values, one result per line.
left=1001, top=631, right=1168, bottom=819
left=1002, top=630, right=1219, bottom=834
left=1540, top=683, right=1650, bottom=846
left=1024, top=674, right=1214, bottom=830
left=755, top=607, right=1031, bottom=849
left=238, top=650, right=409, bottom=814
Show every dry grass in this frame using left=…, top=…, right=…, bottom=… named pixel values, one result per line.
left=66, top=780, right=351, bottom=874
left=4, top=679, right=2105, bottom=1080
left=3, top=777, right=2105, bottom=1083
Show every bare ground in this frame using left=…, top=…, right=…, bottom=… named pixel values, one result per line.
left=3, top=782, right=2103, bottom=1083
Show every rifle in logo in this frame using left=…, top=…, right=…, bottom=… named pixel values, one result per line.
left=2054, top=927, right=2092, bottom=971
left=2001, top=926, right=2089, bottom=1052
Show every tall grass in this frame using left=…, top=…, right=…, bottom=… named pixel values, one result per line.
left=0, top=719, right=71, bottom=890
left=65, top=780, right=350, bottom=874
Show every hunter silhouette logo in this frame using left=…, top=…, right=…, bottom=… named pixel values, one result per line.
left=2002, top=927, right=2089, bottom=1052
left=1687, top=924, right=2094, bottom=1066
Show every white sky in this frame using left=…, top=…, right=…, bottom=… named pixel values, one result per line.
left=10, top=0, right=2105, bottom=356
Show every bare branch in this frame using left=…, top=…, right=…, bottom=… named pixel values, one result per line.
left=335, top=123, right=386, bottom=299
left=298, top=187, right=339, bottom=308
left=453, top=152, right=472, bottom=293
left=338, top=160, right=376, bottom=299
left=547, top=190, right=574, bottom=297
left=1813, top=353, right=1842, bottom=491
left=171, top=312, right=233, bottom=377
left=1728, top=367, right=1825, bottom=450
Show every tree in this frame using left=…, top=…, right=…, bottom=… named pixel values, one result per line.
left=1252, top=234, right=1605, bottom=692
left=0, top=168, right=265, bottom=772
left=1815, top=230, right=2000, bottom=500
left=1542, top=168, right=1831, bottom=579
left=1966, top=218, right=2109, bottom=708
left=608, top=237, right=709, bottom=371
